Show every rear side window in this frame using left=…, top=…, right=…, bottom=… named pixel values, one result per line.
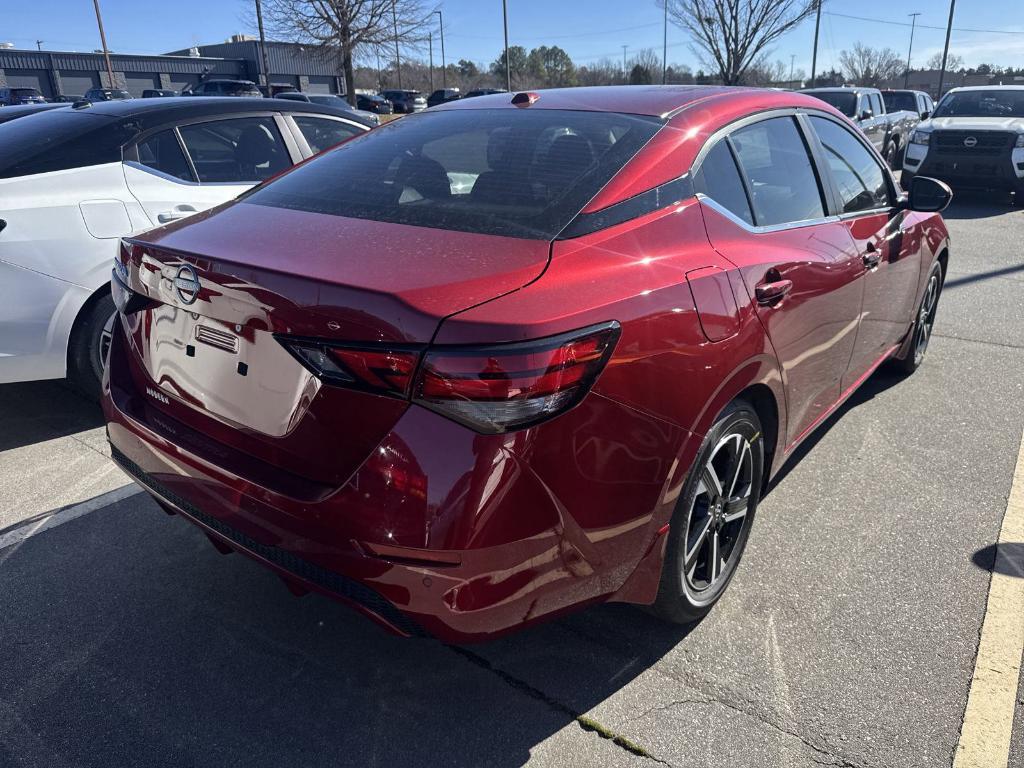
left=0, top=111, right=134, bottom=179
left=809, top=116, right=890, bottom=213
left=293, top=116, right=363, bottom=154
left=729, top=117, right=825, bottom=226
left=244, top=109, right=661, bottom=240
left=136, top=129, right=194, bottom=182
left=179, top=117, right=290, bottom=182
left=693, top=141, right=753, bottom=225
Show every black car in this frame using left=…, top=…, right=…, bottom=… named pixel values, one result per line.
left=142, top=89, right=178, bottom=98
left=0, top=87, right=47, bottom=106
left=464, top=88, right=507, bottom=98
left=426, top=88, right=461, bottom=108
left=53, top=95, right=84, bottom=103
left=189, top=80, right=263, bottom=98
left=348, top=93, right=393, bottom=114
left=0, top=103, right=68, bottom=124
left=83, top=88, right=132, bottom=103
left=274, top=92, right=379, bottom=126
left=381, top=89, right=426, bottom=113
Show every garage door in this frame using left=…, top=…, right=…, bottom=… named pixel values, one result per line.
left=166, top=74, right=199, bottom=93
left=125, top=74, right=159, bottom=96
left=306, top=76, right=335, bottom=94
left=59, top=72, right=100, bottom=98
left=4, top=70, right=53, bottom=99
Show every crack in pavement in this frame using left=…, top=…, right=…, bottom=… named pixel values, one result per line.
left=447, top=645, right=671, bottom=765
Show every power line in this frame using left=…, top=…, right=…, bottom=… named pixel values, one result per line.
left=824, top=10, right=1023, bottom=35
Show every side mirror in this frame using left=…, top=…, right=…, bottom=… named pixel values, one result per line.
left=921, top=110, right=931, bottom=119
left=859, top=109, right=873, bottom=121
left=907, top=176, right=952, bottom=213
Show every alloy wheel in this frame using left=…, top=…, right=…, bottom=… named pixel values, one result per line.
left=97, top=311, right=116, bottom=373
left=683, top=431, right=755, bottom=601
left=913, top=273, right=939, bottom=366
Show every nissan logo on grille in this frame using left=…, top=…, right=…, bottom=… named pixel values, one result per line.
left=963, top=136, right=978, bottom=148
left=173, top=264, right=201, bottom=305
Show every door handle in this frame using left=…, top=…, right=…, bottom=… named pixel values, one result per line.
left=863, top=242, right=882, bottom=269
left=755, top=279, right=793, bottom=305
left=157, top=205, right=198, bottom=223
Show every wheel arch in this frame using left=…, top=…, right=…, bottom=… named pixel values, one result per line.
left=66, top=281, right=112, bottom=368
left=735, top=383, right=781, bottom=493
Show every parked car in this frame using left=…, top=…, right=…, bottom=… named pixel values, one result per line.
left=882, top=89, right=935, bottom=121
left=103, top=87, right=952, bottom=643
left=426, top=88, right=461, bottom=107
left=352, top=93, right=394, bottom=114
left=0, top=97, right=370, bottom=398
left=275, top=91, right=379, bottom=125
left=801, top=86, right=919, bottom=168
left=53, top=94, right=84, bottom=103
left=188, top=80, right=262, bottom=98
left=265, top=84, right=298, bottom=97
left=903, top=85, right=1024, bottom=205
left=142, top=89, right=178, bottom=98
left=0, top=103, right=68, bottom=124
left=464, top=88, right=507, bottom=98
left=381, top=89, right=426, bottom=113
left=83, top=88, right=132, bottom=103
left=0, top=87, right=47, bottom=106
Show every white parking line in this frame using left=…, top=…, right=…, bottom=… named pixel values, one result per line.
left=953, top=428, right=1024, bottom=768
left=0, top=483, right=141, bottom=554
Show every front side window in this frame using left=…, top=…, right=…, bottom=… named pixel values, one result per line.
left=728, top=117, right=825, bottom=226
left=136, top=129, right=193, bottom=182
left=293, top=116, right=363, bottom=154
left=869, top=94, right=883, bottom=116
left=810, top=116, right=890, bottom=213
left=693, top=141, right=753, bottom=225
left=244, top=109, right=661, bottom=240
left=179, top=117, right=290, bottom=182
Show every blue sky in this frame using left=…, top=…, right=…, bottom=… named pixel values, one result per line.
left=6, top=0, right=1024, bottom=75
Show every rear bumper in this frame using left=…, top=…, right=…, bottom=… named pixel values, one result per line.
left=102, top=321, right=687, bottom=642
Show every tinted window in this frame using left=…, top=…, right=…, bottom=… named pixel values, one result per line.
left=136, top=129, right=194, bottom=182
left=0, top=111, right=134, bottom=179
left=245, top=109, right=660, bottom=240
left=882, top=92, right=917, bottom=112
left=294, top=116, right=363, bottom=154
left=179, top=117, right=290, bottom=182
left=694, top=141, right=753, bottom=225
left=933, top=90, right=1024, bottom=118
left=806, top=91, right=857, bottom=118
left=729, top=117, right=824, bottom=226
left=810, top=116, right=890, bottom=213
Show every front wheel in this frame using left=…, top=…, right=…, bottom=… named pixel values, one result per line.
left=884, top=141, right=898, bottom=171
left=891, top=260, right=943, bottom=375
left=651, top=400, right=764, bottom=625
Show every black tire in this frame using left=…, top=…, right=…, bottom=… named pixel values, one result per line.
left=68, top=293, right=116, bottom=401
left=1013, top=184, right=1024, bottom=208
left=651, top=400, right=764, bottom=625
left=883, top=142, right=898, bottom=171
left=890, top=259, right=944, bottom=375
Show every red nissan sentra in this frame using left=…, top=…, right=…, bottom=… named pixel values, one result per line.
left=104, top=86, right=951, bottom=642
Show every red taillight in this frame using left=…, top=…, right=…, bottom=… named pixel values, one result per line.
left=277, top=322, right=620, bottom=433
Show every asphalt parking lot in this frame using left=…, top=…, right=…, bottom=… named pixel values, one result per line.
left=1, top=194, right=1022, bottom=768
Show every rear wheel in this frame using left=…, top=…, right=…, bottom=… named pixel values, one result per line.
left=891, top=260, right=943, bottom=375
left=884, top=142, right=898, bottom=171
left=651, top=400, right=764, bottom=625
left=68, top=293, right=116, bottom=401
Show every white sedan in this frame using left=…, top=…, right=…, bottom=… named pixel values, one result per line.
left=0, top=97, right=369, bottom=398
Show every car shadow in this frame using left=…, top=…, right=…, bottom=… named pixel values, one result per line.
left=0, top=380, right=104, bottom=452
left=971, top=542, right=1024, bottom=578
left=0, top=494, right=690, bottom=768
left=940, top=191, right=1020, bottom=220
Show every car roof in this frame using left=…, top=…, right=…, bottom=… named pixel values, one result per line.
left=946, top=85, right=1024, bottom=93
left=802, top=86, right=875, bottom=94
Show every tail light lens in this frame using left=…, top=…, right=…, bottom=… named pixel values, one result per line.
left=278, top=322, right=620, bottom=433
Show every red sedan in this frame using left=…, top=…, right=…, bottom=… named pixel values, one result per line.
left=104, top=86, right=951, bottom=642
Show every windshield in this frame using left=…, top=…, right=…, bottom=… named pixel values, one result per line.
left=933, top=90, right=1024, bottom=118
left=806, top=91, right=858, bottom=118
left=12, top=88, right=43, bottom=98
left=245, top=108, right=661, bottom=240
left=882, top=92, right=917, bottom=112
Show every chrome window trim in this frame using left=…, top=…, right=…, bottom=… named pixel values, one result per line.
left=696, top=193, right=840, bottom=234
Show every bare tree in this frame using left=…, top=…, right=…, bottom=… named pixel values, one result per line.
left=925, top=51, right=964, bottom=72
left=839, top=43, right=903, bottom=87
left=661, top=0, right=816, bottom=85
left=261, top=0, right=427, bottom=105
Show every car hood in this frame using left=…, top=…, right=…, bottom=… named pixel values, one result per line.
left=922, top=116, right=1024, bottom=132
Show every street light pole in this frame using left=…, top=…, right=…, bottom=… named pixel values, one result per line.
left=434, top=10, right=446, bottom=90
left=428, top=32, right=434, bottom=92
left=392, top=2, right=402, bottom=89
left=254, top=0, right=272, bottom=94
left=937, top=0, right=956, bottom=98
left=502, top=0, right=511, bottom=91
left=789, top=54, right=795, bottom=86
left=91, top=0, right=116, bottom=89
left=904, top=12, right=920, bottom=89
left=622, top=45, right=627, bottom=82
left=662, top=0, right=668, bottom=84
left=810, top=0, right=822, bottom=83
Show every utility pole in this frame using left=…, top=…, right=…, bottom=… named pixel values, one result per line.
left=937, top=0, right=956, bottom=98
left=392, top=2, right=402, bottom=89
left=789, top=54, right=795, bottom=86
left=36, top=39, right=44, bottom=51
left=375, top=48, right=383, bottom=90
left=810, top=0, right=822, bottom=83
left=904, top=12, right=920, bottom=89
left=622, top=45, right=628, bottom=81
left=428, top=32, right=434, bottom=92
left=434, top=10, right=446, bottom=89
left=502, top=0, right=511, bottom=91
left=254, top=0, right=272, bottom=94
left=91, top=0, right=116, bottom=89
left=662, top=0, right=668, bottom=84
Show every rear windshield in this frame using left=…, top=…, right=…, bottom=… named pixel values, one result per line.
left=12, top=88, right=42, bottom=97
left=0, top=111, right=134, bottom=179
left=245, top=108, right=661, bottom=240
left=223, top=82, right=260, bottom=94
left=882, top=92, right=917, bottom=112
left=933, top=90, right=1024, bottom=118
left=806, top=91, right=857, bottom=118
